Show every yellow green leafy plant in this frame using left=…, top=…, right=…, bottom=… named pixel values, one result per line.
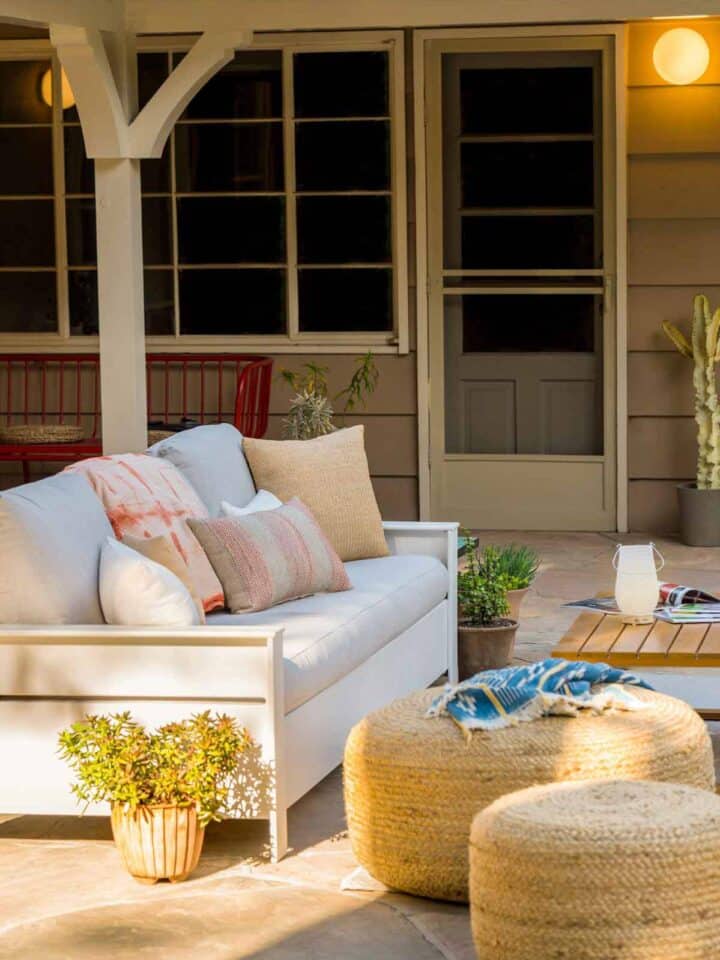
left=663, top=294, right=720, bottom=490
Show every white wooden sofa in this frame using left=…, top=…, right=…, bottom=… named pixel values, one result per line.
left=0, top=425, right=457, bottom=860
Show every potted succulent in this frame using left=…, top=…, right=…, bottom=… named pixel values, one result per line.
left=58, top=711, right=252, bottom=884
left=457, top=539, right=518, bottom=679
left=663, top=294, right=720, bottom=545
left=486, top=543, right=540, bottom=621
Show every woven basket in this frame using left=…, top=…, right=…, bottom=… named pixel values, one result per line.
left=344, top=687, right=715, bottom=902
left=0, top=423, right=84, bottom=444
left=470, top=779, right=720, bottom=959
left=147, top=429, right=174, bottom=446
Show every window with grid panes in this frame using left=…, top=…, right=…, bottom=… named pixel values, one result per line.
left=63, top=41, right=402, bottom=343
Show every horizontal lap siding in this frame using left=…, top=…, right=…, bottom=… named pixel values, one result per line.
left=627, top=21, right=720, bottom=532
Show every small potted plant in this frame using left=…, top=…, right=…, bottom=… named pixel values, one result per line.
left=58, top=711, right=252, bottom=884
left=488, top=543, right=540, bottom=622
left=457, top=538, right=518, bottom=679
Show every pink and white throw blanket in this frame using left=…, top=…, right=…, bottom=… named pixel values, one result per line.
left=66, top=454, right=224, bottom=612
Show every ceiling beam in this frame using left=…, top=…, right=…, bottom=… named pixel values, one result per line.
left=125, top=0, right=720, bottom=34
left=0, top=0, right=121, bottom=31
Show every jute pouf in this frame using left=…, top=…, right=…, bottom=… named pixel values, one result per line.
left=343, top=688, right=715, bottom=902
left=469, top=780, right=720, bottom=960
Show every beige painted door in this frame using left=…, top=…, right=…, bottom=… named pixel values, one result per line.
left=425, top=35, right=618, bottom=530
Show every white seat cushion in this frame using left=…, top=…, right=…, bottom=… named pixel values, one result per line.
left=208, top=554, right=448, bottom=712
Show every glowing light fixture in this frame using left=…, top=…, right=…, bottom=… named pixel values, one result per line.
left=613, top=544, right=663, bottom=624
left=653, top=27, right=710, bottom=85
left=40, top=67, right=75, bottom=110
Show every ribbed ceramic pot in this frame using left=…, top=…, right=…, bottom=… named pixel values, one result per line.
left=506, top=587, right=529, bottom=622
left=458, top=621, right=518, bottom=680
left=677, top=482, right=720, bottom=546
left=111, top=803, right=205, bottom=884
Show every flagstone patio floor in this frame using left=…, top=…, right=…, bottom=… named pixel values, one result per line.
left=1, top=532, right=718, bottom=960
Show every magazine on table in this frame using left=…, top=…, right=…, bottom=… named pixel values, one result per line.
left=565, top=583, right=720, bottom=623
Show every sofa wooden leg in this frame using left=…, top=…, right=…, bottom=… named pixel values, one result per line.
left=269, top=806, right=288, bottom=863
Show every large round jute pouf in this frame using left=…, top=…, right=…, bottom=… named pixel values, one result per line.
left=469, top=780, right=720, bottom=960
left=343, top=688, right=714, bottom=902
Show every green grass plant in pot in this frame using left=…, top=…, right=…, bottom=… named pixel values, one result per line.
left=58, top=711, right=252, bottom=883
left=663, top=294, right=720, bottom=545
left=457, top=539, right=517, bottom=680
left=485, top=543, right=540, bottom=621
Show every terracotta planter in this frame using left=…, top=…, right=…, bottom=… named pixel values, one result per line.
left=458, top=620, right=518, bottom=680
left=111, top=803, right=205, bottom=884
left=506, top=587, right=529, bottom=622
left=677, top=482, right=720, bottom=546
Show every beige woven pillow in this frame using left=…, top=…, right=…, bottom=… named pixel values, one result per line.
left=243, top=426, right=389, bottom=562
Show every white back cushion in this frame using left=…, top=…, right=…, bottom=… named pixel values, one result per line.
left=99, top=538, right=200, bottom=627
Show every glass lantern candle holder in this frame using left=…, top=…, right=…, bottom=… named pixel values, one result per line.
left=613, top=544, right=664, bottom=624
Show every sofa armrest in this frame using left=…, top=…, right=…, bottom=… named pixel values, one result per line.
left=383, top=521, right=458, bottom=570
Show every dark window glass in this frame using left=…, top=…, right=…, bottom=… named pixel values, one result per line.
left=296, top=121, right=389, bottom=192
left=63, top=125, right=93, bottom=194
left=461, top=141, right=595, bottom=209
left=138, top=52, right=169, bottom=110
left=298, top=196, right=390, bottom=263
left=177, top=197, right=285, bottom=264
left=0, top=272, right=56, bottom=332
left=141, top=147, right=171, bottom=194
left=294, top=52, right=388, bottom=118
left=175, top=50, right=282, bottom=119
left=175, top=124, right=284, bottom=193
left=0, top=128, right=52, bottom=195
left=462, top=294, right=598, bottom=352
left=460, top=66, right=595, bottom=135
left=0, top=200, right=54, bottom=266
left=142, top=197, right=173, bottom=265
left=298, top=268, right=392, bottom=332
left=179, top=269, right=286, bottom=335
left=461, top=215, right=596, bottom=269
left=68, top=269, right=97, bottom=334
left=144, top=269, right=174, bottom=334
left=0, top=60, right=52, bottom=123
left=66, top=198, right=96, bottom=266
left=69, top=269, right=175, bottom=336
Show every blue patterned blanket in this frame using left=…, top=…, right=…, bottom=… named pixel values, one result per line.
left=427, top=659, right=653, bottom=733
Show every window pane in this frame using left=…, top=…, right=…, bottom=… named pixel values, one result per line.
left=462, top=294, right=598, bottom=352
left=0, top=60, right=52, bottom=123
left=296, top=121, right=389, bottom=191
left=461, top=215, right=597, bottom=269
left=298, top=196, right=390, bottom=263
left=139, top=52, right=169, bottom=110
left=176, top=50, right=282, bottom=119
left=0, top=200, right=54, bottom=266
left=179, top=269, right=286, bottom=335
left=141, top=146, right=171, bottom=194
left=64, top=125, right=93, bottom=194
left=0, top=272, right=56, bottom=332
left=66, top=198, right=96, bottom=266
left=144, top=270, right=174, bottom=335
left=0, top=128, right=52, bottom=195
left=69, top=269, right=175, bottom=335
left=294, top=51, right=388, bottom=118
left=177, top=197, right=285, bottom=264
left=460, top=65, right=595, bottom=135
left=461, top=141, right=595, bottom=208
left=143, top=197, right=173, bottom=265
left=68, top=269, right=98, bottom=334
left=299, top=268, right=392, bottom=332
left=175, top=124, right=284, bottom=192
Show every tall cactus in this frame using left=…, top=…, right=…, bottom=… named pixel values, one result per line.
left=663, top=294, right=720, bottom=489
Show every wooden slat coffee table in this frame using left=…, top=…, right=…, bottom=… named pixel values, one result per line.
left=553, top=610, right=720, bottom=718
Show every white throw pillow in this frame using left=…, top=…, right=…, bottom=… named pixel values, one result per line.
left=220, top=489, right=282, bottom=518
left=99, top=538, right=201, bottom=627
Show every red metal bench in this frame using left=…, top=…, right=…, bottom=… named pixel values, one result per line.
left=0, top=353, right=273, bottom=482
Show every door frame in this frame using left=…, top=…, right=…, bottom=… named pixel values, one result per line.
left=413, top=24, right=628, bottom=530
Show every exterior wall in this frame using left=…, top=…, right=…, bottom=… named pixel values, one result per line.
left=627, top=19, right=720, bottom=532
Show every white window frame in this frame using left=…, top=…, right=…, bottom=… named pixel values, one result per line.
left=0, top=30, right=408, bottom=355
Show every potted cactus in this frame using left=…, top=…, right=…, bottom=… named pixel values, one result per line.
left=663, top=294, right=720, bottom=545
left=457, top=540, right=517, bottom=679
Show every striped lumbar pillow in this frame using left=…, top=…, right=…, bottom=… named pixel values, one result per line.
left=188, top=497, right=351, bottom=614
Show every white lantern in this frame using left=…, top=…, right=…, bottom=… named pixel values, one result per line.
left=653, top=28, right=710, bottom=85
left=613, top=544, right=664, bottom=624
